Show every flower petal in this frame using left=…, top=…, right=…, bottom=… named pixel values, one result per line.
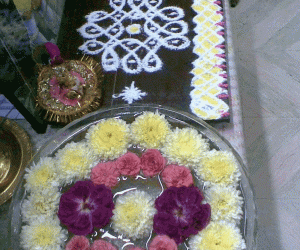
left=153, top=212, right=179, bottom=238
left=71, top=181, right=93, bottom=200
left=155, top=187, right=178, bottom=213
left=58, top=195, right=81, bottom=225
left=177, top=186, right=204, bottom=208
left=90, top=184, right=115, bottom=210
left=192, top=203, right=211, bottom=231
left=92, top=207, right=113, bottom=228
left=68, top=213, right=93, bottom=235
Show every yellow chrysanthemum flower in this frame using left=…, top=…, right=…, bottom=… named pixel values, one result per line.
left=21, top=189, right=61, bottom=223
left=131, top=111, right=171, bottom=149
left=194, top=150, right=240, bottom=186
left=112, top=190, right=156, bottom=239
left=86, top=118, right=130, bottom=160
left=24, top=157, right=59, bottom=192
left=189, top=221, right=246, bottom=250
left=205, top=185, right=243, bottom=222
left=161, top=127, right=209, bottom=167
left=20, top=216, right=67, bottom=250
left=55, top=142, right=96, bottom=184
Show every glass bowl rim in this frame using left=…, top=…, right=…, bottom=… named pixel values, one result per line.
left=9, top=103, right=257, bottom=250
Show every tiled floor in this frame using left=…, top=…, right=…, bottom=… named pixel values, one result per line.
left=0, top=95, right=24, bottom=119
left=229, top=0, right=300, bottom=249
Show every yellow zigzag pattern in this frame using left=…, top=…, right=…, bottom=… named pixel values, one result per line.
left=191, top=0, right=229, bottom=120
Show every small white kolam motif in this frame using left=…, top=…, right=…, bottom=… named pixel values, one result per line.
left=77, top=0, right=190, bottom=74
left=112, top=81, right=147, bottom=104
left=190, top=0, right=230, bottom=120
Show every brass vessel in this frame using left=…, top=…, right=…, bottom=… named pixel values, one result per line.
left=0, top=118, right=32, bottom=205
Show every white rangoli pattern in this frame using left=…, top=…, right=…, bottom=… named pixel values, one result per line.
left=112, top=81, right=147, bottom=104
left=77, top=0, right=190, bottom=74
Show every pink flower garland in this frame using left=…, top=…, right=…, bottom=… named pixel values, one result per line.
left=141, top=149, right=166, bottom=177
left=115, top=152, right=141, bottom=177
left=66, top=236, right=90, bottom=250
left=149, top=235, right=177, bottom=250
left=91, top=161, right=120, bottom=188
left=65, top=236, right=117, bottom=250
left=161, top=164, right=194, bottom=188
left=91, top=239, right=117, bottom=250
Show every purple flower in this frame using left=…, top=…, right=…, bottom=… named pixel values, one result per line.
left=153, top=186, right=211, bottom=244
left=58, top=180, right=114, bottom=235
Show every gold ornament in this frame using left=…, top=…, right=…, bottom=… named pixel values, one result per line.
left=36, top=55, right=103, bottom=125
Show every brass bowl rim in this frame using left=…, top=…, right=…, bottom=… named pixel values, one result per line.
left=0, top=118, right=32, bottom=206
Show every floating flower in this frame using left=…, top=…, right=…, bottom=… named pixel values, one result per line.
left=91, top=161, right=120, bottom=188
left=55, top=142, right=96, bottom=184
left=194, top=150, right=240, bottom=186
left=116, top=151, right=141, bottom=177
left=161, top=164, right=194, bottom=188
left=21, top=189, right=61, bottom=223
left=58, top=181, right=114, bottom=235
left=91, top=239, right=117, bottom=250
left=161, top=128, right=209, bottom=167
left=149, top=235, right=177, bottom=250
left=205, top=185, right=243, bottom=222
left=20, top=216, right=67, bottom=250
left=66, top=235, right=90, bottom=250
left=153, top=186, right=211, bottom=244
left=141, top=149, right=166, bottom=177
left=112, top=190, right=156, bottom=239
left=131, top=112, right=171, bottom=149
left=188, top=221, right=246, bottom=250
left=24, top=157, right=59, bottom=192
left=86, top=118, right=130, bottom=160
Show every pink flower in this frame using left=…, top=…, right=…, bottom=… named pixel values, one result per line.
left=141, top=149, right=166, bottom=177
left=91, top=161, right=120, bottom=188
left=115, top=152, right=141, bottom=177
left=66, top=235, right=90, bottom=250
left=161, top=165, right=194, bottom=188
left=149, top=235, right=177, bottom=250
left=91, top=239, right=117, bottom=250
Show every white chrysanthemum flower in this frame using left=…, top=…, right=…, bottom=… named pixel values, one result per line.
left=205, top=185, right=243, bottom=222
left=24, top=157, right=59, bottom=192
left=189, top=221, right=246, bottom=250
left=112, top=190, right=156, bottom=239
left=21, top=189, right=61, bottom=223
left=161, top=127, right=209, bottom=167
left=130, top=111, right=171, bottom=149
left=55, top=142, right=97, bottom=184
left=86, top=118, right=130, bottom=160
left=194, top=150, right=241, bottom=187
left=20, top=216, right=68, bottom=250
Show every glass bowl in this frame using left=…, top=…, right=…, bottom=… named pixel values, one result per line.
left=9, top=104, right=257, bottom=249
